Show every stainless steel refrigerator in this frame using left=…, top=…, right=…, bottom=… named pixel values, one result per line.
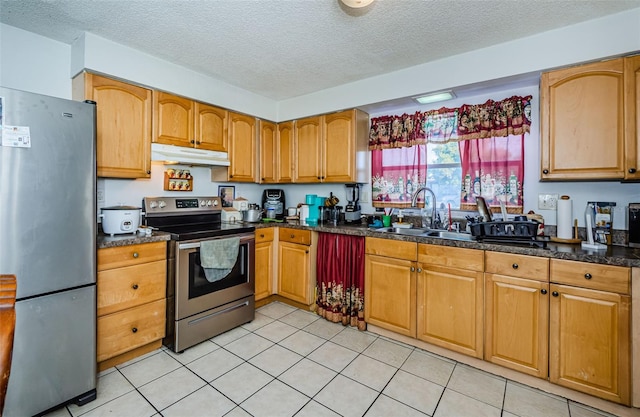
left=0, top=87, right=97, bottom=416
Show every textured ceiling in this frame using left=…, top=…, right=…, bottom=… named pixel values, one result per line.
left=2, top=0, right=639, bottom=101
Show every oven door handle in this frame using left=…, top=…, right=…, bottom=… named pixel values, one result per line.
left=178, top=242, right=201, bottom=250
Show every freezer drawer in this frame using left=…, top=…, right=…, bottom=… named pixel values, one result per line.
left=4, top=286, right=97, bottom=417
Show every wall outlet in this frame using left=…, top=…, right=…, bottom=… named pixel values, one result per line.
left=538, top=193, right=559, bottom=210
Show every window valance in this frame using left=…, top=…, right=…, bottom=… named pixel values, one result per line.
left=368, top=95, right=532, bottom=150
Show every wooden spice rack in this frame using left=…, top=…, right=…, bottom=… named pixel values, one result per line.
left=164, top=171, right=193, bottom=191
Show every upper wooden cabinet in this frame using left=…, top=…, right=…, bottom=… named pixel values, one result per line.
left=292, top=109, right=369, bottom=183
left=540, top=56, right=640, bottom=181
left=259, top=120, right=277, bottom=183
left=624, top=55, right=640, bottom=181
left=227, top=112, right=257, bottom=182
left=153, top=91, right=228, bottom=152
left=278, top=121, right=294, bottom=183
left=72, top=73, right=152, bottom=178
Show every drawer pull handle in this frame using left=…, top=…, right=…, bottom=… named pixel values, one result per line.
left=512, top=263, right=518, bottom=269
left=133, top=252, right=139, bottom=258
left=552, top=291, right=559, bottom=297
left=584, top=273, right=592, bottom=280
left=540, top=289, right=547, bottom=295
left=132, top=284, right=139, bottom=290
left=290, top=234, right=295, bottom=238
left=260, top=234, right=264, bottom=238
left=132, top=327, right=138, bottom=333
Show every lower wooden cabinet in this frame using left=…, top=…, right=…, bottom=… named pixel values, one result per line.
left=277, top=229, right=316, bottom=305
left=255, top=228, right=275, bottom=301
left=484, top=252, right=550, bottom=378
left=97, top=241, right=167, bottom=370
left=416, top=244, right=484, bottom=358
left=364, top=238, right=417, bottom=337
left=549, top=259, right=631, bottom=405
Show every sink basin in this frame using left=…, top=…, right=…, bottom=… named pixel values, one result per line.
left=425, top=230, right=475, bottom=241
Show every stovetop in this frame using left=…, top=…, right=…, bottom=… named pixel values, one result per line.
left=143, top=196, right=254, bottom=241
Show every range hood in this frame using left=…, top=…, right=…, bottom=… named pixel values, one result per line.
left=151, top=143, right=230, bottom=167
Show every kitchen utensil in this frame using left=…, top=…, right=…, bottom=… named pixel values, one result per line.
left=243, top=208, right=262, bottom=223
left=476, top=196, right=492, bottom=222
left=101, top=205, right=141, bottom=235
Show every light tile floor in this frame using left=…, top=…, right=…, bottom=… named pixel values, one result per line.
left=46, top=302, right=622, bottom=417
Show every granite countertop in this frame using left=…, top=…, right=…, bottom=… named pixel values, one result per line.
left=97, top=231, right=172, bottom=249
left=253, top=221, right=640, bottom=268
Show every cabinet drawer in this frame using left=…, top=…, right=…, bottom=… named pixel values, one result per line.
left=97, top=298, right=166, bottom=362
left=255, top=227, right=275, bottom=243
left=485, top=251, right=549, bottom=282
left=365, top=237, right=416, bottom=261
left=98, top=242, right=166, bottom=271
left=279, top=228, right=311, bottom=245
left=97, top=260, right=167, bottom=316
left=417, top=244, right=483, bottom=271
left=550, top=259, right=630, bottom=294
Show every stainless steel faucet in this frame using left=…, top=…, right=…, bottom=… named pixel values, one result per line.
left=411, top=187, right=437, bottom=229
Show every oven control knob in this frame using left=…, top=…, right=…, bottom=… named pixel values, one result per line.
left=200, top=200, right=206, bottom=207
left=149, top=201, right=158, bottom=209
left=207, top=200, right=212, bottom=206
left=158, top=200, right=166, bottom=208
left=212, top=200, right=218, bottom=206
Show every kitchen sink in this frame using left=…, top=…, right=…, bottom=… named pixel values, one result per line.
left=369, top=227, right=475, bottom=241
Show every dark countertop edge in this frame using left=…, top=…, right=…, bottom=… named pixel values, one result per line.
left=97, top=231, right=172, bottom=249
left=253, top=221, right=640, bottom=268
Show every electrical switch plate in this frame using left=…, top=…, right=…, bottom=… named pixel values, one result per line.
left=538, top=193, right=558, bottom=210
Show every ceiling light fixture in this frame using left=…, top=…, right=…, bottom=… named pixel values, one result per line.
left=413, top=90, right=456, bottom=105
left=340, top=0, right=374, bottom=8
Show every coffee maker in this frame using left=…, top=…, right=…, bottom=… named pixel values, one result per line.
left=344, top=183, right=361, bottom=224
left=262, top=189, right=285, bottom=220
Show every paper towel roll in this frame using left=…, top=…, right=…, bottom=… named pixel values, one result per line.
left=557, top=196, right=573, bottom=239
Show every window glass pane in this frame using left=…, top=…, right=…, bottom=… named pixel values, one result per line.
left=427, top=142, right=462, bottom=210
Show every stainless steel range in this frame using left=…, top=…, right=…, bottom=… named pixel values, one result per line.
left=143, top=196, right=256, bottom=352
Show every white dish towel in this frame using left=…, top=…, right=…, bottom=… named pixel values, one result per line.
left=199, top=237, right=240, bottom=282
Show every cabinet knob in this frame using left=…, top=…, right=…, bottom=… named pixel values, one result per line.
left=132, top=284, right=139, bottom=290
left=260, top=234, right=265, bottom=238
left=411, top=267, right=415, bottom=272
left=542, top=169, right=549, bottom=174
left=629, top=168, right=637, bottom=174
left=229, top=175, right=233, bottom=178
left=147, top=170, right=151, bottom=175
left=552, top=291, right=559, bottom=297
left=132, top=327, right=138, bottom=333
left=133, top=252, right=139, bottom=258
left=317, top=176, right=321, bottom=180
left=417, top=268, right=423, bottom=273
left=540, top=289, right=547, bottom=295
left=290, top=234, right=295, bottom=238
left=261, top=178, right=265, bottom=181
left=584, top=273, right=592, bottom=280
left=190, top=140, right=195, bottom=144
left=196, top=141, right=201, bottom=145
left=512, top=263, right=519, bottom=270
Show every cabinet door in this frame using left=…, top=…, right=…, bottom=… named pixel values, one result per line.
left=540, top=58, right=625, bottom=180
left=255, top=241, right=273, bottom=301
left=278, top=121, right=294, bottom=183
left=277, top=242, right=311, bottom=304
left=417, top=265, right=483, bottom=358
left=196, top=102, right=227, bottom=152
left=73, top=73, right=152, bottom=178
left=485, top=274, right=549, bottom=378
left=228, top=112, right=257, bottom=182
left=259, top=120, right=277, bottom=183
left=323, top=110, right=355, bottom=183
left=624, top=55, right=640, bottom=180
left=364, top=254, right=416, bottom=337
left=294, top=116, right=322, bottom=183
left=549, top=284, right=630, bottom=405
left=153, top=91, right=194, bottom=147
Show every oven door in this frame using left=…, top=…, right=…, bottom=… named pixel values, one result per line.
left=175, top=233, right=255, bottom=320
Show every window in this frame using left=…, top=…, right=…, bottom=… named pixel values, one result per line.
left=427, top=141, right=462, bottom=210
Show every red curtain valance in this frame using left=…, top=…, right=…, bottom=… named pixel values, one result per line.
left=368, top=95, right=532, bottom=150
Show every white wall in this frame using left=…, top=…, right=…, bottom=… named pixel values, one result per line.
left=0, top=24, right=72, bottom=98
left=3, top=10, right=640, bottom=230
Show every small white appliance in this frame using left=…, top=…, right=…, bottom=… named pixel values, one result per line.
left=101, top=205, right=141, bottom=235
